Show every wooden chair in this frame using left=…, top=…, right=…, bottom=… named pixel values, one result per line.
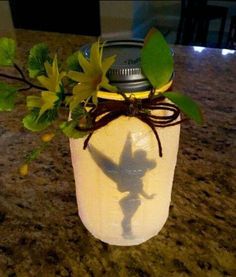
left=226, top=16, right=236, bottom=49
left=176, top=0, right=228, bottom=47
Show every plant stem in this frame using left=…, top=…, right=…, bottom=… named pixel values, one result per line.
left=0, top=63, right=44, bottom=91
left=14, top=63, right=44, bottom=90
left=18, top=85, right=32, bottom=92
left=14, top=63, right=25, bottom=79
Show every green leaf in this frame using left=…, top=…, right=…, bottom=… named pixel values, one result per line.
left=23, top=108, right=57, bottom=131
left=38, top=91, right=59, bottom=118
left=141, top=28, right=173, bottom=88
left=60, top=120, right=88, bottom=139
left=28, top=43, right=51, bottom=78
left=26, top=95, right=42, bottom=110
left=163, top=91, right=203, bottom=124
left=26, top=92, right=61, bottom=121
left=23, top=112, right=50, bottom=131
left=25, top=147, right=43, bottom=163
left=0, top=82, right=18, bottom=111
left=0, top=37, right=16, bottom=66
left=71, top=104, right=87, bottom=120
left=66, top=51, right=82, bottom=71
left=24, top=142, right=49, bottom=163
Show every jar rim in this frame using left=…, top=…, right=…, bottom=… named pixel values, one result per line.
left=97, top=79, right=173, bottom=100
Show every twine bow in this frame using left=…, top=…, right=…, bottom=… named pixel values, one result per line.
left=76, top=95, right=185, bottom=157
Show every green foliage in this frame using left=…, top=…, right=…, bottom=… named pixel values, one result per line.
left=38, top=91, right=60, bottom=118
left=23, top=108, right=57, bottom=131
left=71, top=104, right=87, bottom=120
left=141, top=28, right=173, bottom=88
left=66, top=51, right=82, bottom=72
left=163, top=91, right=203, bottom=124
left=60, top=104, right=89, bottom=138
left=28, top=43, right=51, bottom=78
left=141, top=29, right=202, bottom=124
left=0, top=82, right=18, bottom=111
left=26, top=95, right=41, bottom=110
left=26, top=92, right=61, bottom=119
left=26, top=92, right=62, bottom=133
left=60, top=120, right=88, bottom=139
left=0, top=37, right=16, bottom=66
left=25, top=146, right=45, bottom=163
left=24, top=138, right=54, bottom=164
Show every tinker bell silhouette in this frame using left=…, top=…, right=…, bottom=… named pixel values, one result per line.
left=88, top=133, right=156, bottom=239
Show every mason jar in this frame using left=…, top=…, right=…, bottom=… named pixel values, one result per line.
left=69, top=40, right=181, bottom=246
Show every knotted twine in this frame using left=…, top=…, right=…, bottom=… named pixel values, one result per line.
left=75, top=93, right=185, bottom=157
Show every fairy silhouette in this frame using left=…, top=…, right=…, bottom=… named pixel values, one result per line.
left=88, top=133, right=156, bottom=239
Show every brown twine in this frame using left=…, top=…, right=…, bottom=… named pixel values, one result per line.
left=76, top=95, right=186, bottom=157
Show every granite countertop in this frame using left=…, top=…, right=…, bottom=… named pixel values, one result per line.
left=0, top=29, right=235, bottom=277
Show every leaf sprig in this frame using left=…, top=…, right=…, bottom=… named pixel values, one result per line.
left=141, top=28, right=203, bottom=124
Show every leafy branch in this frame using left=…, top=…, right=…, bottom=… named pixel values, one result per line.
left=0, top=63, right=44, bottom=91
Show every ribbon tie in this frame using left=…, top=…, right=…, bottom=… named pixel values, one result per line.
left=76, top=96, right=185, bottom=157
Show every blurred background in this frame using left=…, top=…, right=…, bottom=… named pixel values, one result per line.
left=1, top=0, right=236, bottom=49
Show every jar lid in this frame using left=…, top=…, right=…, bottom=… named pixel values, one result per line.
left=80, top=39, right=151, bottom=92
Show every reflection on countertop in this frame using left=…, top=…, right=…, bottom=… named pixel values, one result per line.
left=0, top=29, right=235, bottom=276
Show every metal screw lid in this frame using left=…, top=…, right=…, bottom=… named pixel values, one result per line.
left=80, top=39, right=152, bottom=92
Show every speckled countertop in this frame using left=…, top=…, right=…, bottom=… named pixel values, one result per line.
left=0, top=30, right=235, bottom=277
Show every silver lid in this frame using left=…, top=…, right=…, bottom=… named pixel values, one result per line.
left=80, top=40, right=151, bottom=92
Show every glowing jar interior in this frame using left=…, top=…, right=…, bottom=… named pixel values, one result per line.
left=70, top=87, right=180, bottom=246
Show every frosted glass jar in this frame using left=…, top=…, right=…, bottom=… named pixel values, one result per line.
left=69, top=40, right=180, bottom=246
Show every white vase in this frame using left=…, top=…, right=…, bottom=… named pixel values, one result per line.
left=70, top=100, right=180, bottom=246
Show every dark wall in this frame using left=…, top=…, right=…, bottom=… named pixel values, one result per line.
left=9, top=0, right=100, bottom=36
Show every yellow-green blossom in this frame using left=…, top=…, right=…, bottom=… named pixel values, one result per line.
left=67, top=41, right=117, bottom=109
left=27, top=55, right=65, bottom=118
